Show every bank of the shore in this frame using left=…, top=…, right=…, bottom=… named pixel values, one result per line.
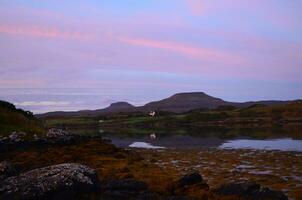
left=0, top=130, right=298, bottom=199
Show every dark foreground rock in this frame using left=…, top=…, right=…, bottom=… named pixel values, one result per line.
left=0, top=163, right=99, bottom=200
left=0, top=161, right=16, bottom=181
left=214, top=182, right=288, bottom=200
left=168, top=173, right=209, bottom=198
left=177, top=173, right=204, bottom=188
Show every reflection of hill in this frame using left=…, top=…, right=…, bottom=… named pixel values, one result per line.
left=99, top=125, right=302, bottom=140
left=102, top=135, right=227, bottom=149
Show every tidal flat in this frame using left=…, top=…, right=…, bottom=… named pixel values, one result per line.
left=136, top=148, right=302, bottom=199
left=1, top=136, right=301, bottom=199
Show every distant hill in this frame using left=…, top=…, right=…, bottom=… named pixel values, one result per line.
left=0, top=100, right=45, bottom=136
left=36, top=92, right=297, bottom=118
left=101, top=102, right=136, bottom=113
left=141, top=92, right=231, bottom=113
left=37, top=102, right=137, bottom=118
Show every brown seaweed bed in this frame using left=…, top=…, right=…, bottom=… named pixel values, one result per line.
left=136, top=148, right=302, bottom=199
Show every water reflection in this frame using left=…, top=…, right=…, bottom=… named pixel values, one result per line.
left=220, top=138, right=302, bottom=152
left=64, top=126, right=302, bottom=152
left=129, top=142, right=164, bottom=149
left=150, top=133, right=156, bottom=140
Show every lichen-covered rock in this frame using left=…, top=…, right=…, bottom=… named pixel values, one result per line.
left=0, top=132, right=26, bottom=144
left=9, top=131, right=27, bottom=142
left=46, top=128, right=74, bottom=143
left=0, top=163, right=100, bottom=200
left=214, top=182, right=288, bottom=200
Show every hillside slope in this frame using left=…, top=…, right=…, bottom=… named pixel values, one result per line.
left=0, top=100, right=45, bottom=136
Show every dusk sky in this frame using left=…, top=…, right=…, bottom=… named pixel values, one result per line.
left=0, top=0, right=301, bottom=113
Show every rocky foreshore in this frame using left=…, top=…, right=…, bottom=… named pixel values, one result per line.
left=0, top=161, right=288, bottom=200
left=0, top=129, right=290, bottom=199
left=0, top=129, right=104, bottom=152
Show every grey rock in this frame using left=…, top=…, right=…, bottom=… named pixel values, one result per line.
left=9, top=131, right=26, bottom=142
left=0, top=163, right=100, bottom=200
left=46, top=128, right=74, bottom=142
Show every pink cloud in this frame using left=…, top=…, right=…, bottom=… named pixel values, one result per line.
left=185, top=0, right=204, bottom=16
left=117, top=36, right=245, bottom=65
left=0, top=24, right=95, bottom=41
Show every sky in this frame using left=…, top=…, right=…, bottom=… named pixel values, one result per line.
left=0, top=0, right=301, bottom=113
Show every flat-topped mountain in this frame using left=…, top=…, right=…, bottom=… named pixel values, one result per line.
left=36, top=92, right=296, bottom=118
left=101, top=102, right=136, bottom=113
left=141, top=92, right=231, bottom=112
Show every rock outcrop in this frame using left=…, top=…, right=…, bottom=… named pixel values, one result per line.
left=0, top=163, right=99, bottom=200
left=0, top=131, right=27, bottom=144
left=0, top=129, right=103, bottom=152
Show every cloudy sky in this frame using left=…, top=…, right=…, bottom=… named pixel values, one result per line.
left=0, top=0, right=301, bottom=113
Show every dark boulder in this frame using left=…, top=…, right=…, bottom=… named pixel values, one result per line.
left=254, top=187, right=288, bottom=200
left=177, top=173, right=204, bottom=188
left=0, top=163, right=100, bottom=200
left=168, top=173, right=209, bottom=198
left=0, top=161, right=16, bottom=181
left=214, top=182, right=288, bottom=200
left=214, top=182, right=260, bottom=196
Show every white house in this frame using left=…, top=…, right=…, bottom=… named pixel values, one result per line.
left=149, top=111, right=156, bottom=117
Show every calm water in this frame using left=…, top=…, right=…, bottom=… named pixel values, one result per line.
left=220, top=138, right=302, bottom=152
left=68, top=126, right=302, bottom=152
left=101, top=134, right=302, bottom=152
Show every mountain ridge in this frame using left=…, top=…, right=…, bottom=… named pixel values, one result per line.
left=35, top=92, right=297, bottom=118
